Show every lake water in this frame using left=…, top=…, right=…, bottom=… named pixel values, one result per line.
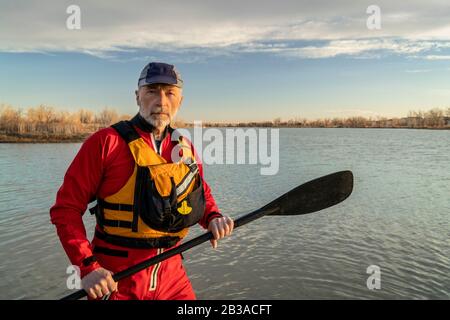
left=0, top=128, right=448, bottom=300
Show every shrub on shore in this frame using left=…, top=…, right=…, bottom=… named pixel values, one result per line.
left=0, top=104, right=129, bottom=142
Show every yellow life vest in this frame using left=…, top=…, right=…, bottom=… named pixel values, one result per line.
left=92, top=120, right=205, bottom=248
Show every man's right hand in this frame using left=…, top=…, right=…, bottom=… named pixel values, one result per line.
left=82, top=267, right=118, bottom=299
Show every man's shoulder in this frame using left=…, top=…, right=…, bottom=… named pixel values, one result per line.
left=85, top=126, right=117, bottom=140
left=83, top=126, right=124, bottom=148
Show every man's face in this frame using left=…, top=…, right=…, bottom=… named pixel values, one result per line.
left=135, top=84, right=183, bottom=129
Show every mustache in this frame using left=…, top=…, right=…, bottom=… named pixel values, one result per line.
left=151, top=112, right=169, bottom=117
left=151, top=108, right=169, bottom=115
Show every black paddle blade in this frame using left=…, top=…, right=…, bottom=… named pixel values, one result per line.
left=265, top=170, right=353, bottom=216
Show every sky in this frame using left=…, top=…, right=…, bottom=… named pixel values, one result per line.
left=1, top=0, right=450, bottom=122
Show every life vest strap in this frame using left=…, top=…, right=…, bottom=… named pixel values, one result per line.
left=95, top=199, right=134, bottom=229
left=102, top=219, right=133, bottom=229
left=175, top=164, right=199, bottom=198
left=111, top=121, right=141, bottom=144
left=93, top=246, right=129, bottom=258
left=98, top=198, right=133, bottom=212
left=94, top=229, right=180, bottom=249
left=112, top=120, right=167, bottom=166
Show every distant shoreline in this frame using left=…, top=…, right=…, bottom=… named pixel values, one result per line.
left=1, top=126, right=448, bottom=143
left=1, top=104, right=449, bottom=143
left=0, top=133, right=91, bottom=143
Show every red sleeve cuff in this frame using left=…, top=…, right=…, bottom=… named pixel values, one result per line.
left=206, top=212, right=223, bottom=226
left=80, top=260, right=101, bottom=279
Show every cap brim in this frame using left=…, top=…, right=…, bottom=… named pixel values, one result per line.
left=139, top=75, right=182, bottom=88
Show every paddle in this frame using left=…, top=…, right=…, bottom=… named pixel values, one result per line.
left=61, top=170, right=353, bottom=300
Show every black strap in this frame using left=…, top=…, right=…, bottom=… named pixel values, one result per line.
left=132, top=166, right=147, bottom=232
left=82, top=255, right=98, bottom=267
left=111, top=120, right=141, bottom=144
left=102, top=219, right=133, bottom=229
left=130, top=114, right=154, bottom=132
left=187, top=162, right=198, bottom=173
left=90, top=203, right=105, bottom=228
left=175, top=163, right=198, bottom=190
left=89, top=204, right=98, bottom=216
left=94, top=199, right=133, bottom=229
left=93, top=246, right=128, bottom=258
left=97, top=199, right=133, bottom=212
left=113, top=114, right=176, bottom=145
left=94, top=229, right=180, bottom=249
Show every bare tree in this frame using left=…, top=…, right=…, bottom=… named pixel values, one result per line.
left=273, top=117, right=281, bottom=126
left=96, top=107, right=119, bottom=127
left=77, top=109, right=94, bottom=124
left=424, top=108, right=444, bottom=127
left=0, top=104, right=22, bottom=134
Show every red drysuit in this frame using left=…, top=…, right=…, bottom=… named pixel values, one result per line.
left=50, top=116, right=221, bottom=300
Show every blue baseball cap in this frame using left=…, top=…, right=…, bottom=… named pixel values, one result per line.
left=138, top=62, right=183, bottom=88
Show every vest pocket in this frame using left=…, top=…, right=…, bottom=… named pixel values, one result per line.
left=177, top=179, right=205, bottom=227
left=139, top=175, right=179, bottom=232
left=135, top=162, right=205, bottom=233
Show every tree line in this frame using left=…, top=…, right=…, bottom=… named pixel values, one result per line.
left=202, top=108, right=450, bottom=129
left=0, top=104, right=130, bottom=141
left=1, top=104, right=449, bottom=142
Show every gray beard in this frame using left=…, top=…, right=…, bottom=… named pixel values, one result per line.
left=147, top=118, right=170, bottom=129
left=139, top=110, right=172, bottom=129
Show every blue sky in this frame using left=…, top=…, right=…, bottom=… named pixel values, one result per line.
left=1, top=0, right=450, bottom=121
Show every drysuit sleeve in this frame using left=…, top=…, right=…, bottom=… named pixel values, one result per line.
left=50, top=131, right=108, bottom=278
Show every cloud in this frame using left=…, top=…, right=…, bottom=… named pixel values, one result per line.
left=269, top=39, right=442, bottom=59
left=405, top=69, right=431, bottom=73
left=425, top=55, right=450, bottom=60
left=410, top=24, right=450, bottom=41
left=1, top=0, right=450, bottom=60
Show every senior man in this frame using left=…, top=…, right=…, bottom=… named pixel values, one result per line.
left=50, top=62, right=233, bottom=300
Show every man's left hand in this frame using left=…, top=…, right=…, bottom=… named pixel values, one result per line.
left=208, top=216, right=234, bottom=249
